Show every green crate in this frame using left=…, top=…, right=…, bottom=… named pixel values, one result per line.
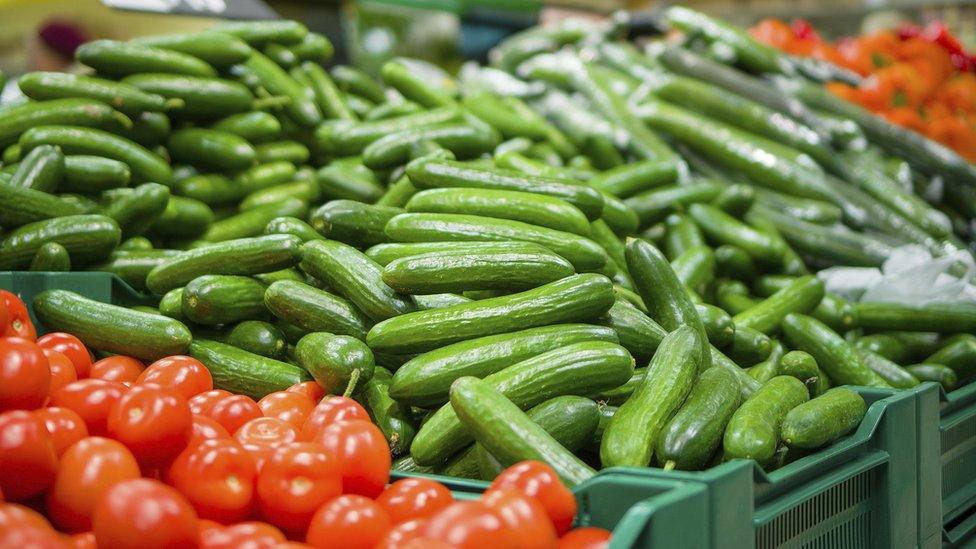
left=928, top=381, right=976, bottom=546
left=392, top=470, right=709, bottom=548
left=0, top=271, right=152, bottom=334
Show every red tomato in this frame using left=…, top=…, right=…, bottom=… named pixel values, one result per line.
left=423, top=500, right=519, bottom=549
left=44, top=349, right=77, bottom=398
left=258, top=391, right=315, bottom=430
left=47, top=437, right=140, bottom=532
left=37, top=333, right=91, bottom=379
left=67, top=531, right=97, bottom=549
left=483, top=488, right=558, bottom=549
left=256, top=442, right=342, bottom=532
left=0, top=523, right=67, bottom=548
left=35, top=407, right=88, bottom=456
left=557, top=527, right=611, bottom=549
left=313, top=419, right=390, bottom=497
left=276, top=543, right=314, bottom=549
left=489, top=461, right=577, bottom=535
left=190, top=415, right=231, bottom=444
left=197, top=518, right=223, bottom=537
left=374, top=518, right=429, bottom=549
left=300, top=397, right=369, bottom=441
left=0, top=291, right=7, bottom=333
left=0, top=410, right=58, bottom=500
left=0, top=291, right=35, bottom=341
left=106, top=384, right=192, bottom=467
left=0, top=501, right=55, bottom=530
left=306, top=494, right=391, bottom=549
left=376, top=478, right=454, bottom=524
left=287, top=381, right=325, bottom=403
left=89, top=356, right=144, bottom=384
left=205, top=394, right=262, bottom=436
left=189, top=389, right=233, bottom=415
left=50, top=379, right=128, bottom=436
left=167, top=438, right=257, bottom=523
left=92, top=478, right=199, bottom=549
left=138, top=356, right=212, bottom=400
left=235, top=417, right=298, bottom=449
left=0, top=337, right=51, bottom=411
left=200, top=521, right=285, bottom=549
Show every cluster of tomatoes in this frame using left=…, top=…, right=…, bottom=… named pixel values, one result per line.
left=0, top=290, right=612, bottom=549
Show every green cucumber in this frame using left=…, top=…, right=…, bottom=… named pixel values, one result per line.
left=101, top=183, right=171, bottom=239
left=149, top=196, right=214, bottom=239
left=264, top=43, right=298, bottom=68
left=212, top=111, right=281, bottom=143
left=688, top=203, right=785, bottom=266
left=601, top=325, right=704, bottom=468
left=116, top=111, right=171, bottom=148
left=202, top=198, right=308, bottom=242
left=361, top=123, right=498, bottom=169
left=0, top=99, right=132, bottom=149
left=0, top=214, right=120, bottom=269
left=236, top=162, right=297, bottom=195
left=167, top=128, right=256, bottom=172
left=723, top=376, right=809, bottom=463
left=727, top=324, right=773, bottom=366
left=76, top=39, right=216, bottom=77
left=315, top=107, right=460, bottom=155
left=173, top=174, right=241, bottom=206
left=923, top=335, right=976, bottom=382
left=331, top=65, right=386, bottom=104
left=0, top=181, right=86, bottom=227
left=854, top=334, right=910, bottom=364
left=588, top=159, right=678, bottom=198
left=316, top=161, right=385, bottom=203
left=29, top=242, right=70, bottom=272
left=34, top=289, right=191, bottom=360
left=664, top=7, right=791, bottom=74
left=782, top=314, right=891, bottom=387
left=747, top=341, right=784, bottom=384
left=362, top=367, right=416, bottom=457
left=130, top=31, right=253, bottom=67
left=263, top=280, right=371, bottom=341
left=697, top=303, right=735, bottom=348
left=710, top=184, right=755, bottom=217
left=733, top=275, right=824, bottom=335
left=189, top=339, right=311, bottom=400
left=8, top=144, right=63, bottom=192
left=289, top=33, right=333, bottom=62
left=212, top=20, right=308, bottom=46
left=17, top=72, right=171, bottom=115
left=714, top=245, right=758, bottom=281
left=122, top=73, right=254, bottom=120
left=88, top=249, right=180, bottom=292
left=309, top=200, right=402, bottom=248
left=181, top=275, right=267, bottom=325
left=295, top=332, right=374, bottom=395
left=624, top=182, right=724, bottom=228
left=780, top=350, right=829, bottom=397
left=755, top=188, right=843, bottom=225
left=241, top=180, right=320, bottom=211
left=599, top=300, right=667, bottom=362
left=782, top=388, right=866, bottom=449
left=664, top=214, right=706, bottom=260
left=297, top=62, right=355, bottom=121
left=671, top=245, right=715, bottom=293
left=118, top=237, right=153, bottom=251
left=381, top=58, right=457, bottom=108
left=217, top=320, right=286, bottom=359
left=853, top=302, right=976, bottom=334
left=905, top=363, right=958, bottom=391
left=264, top=216, right=322, bottom=243
left=597, top=191, right=640, bottom=236
left=158, top=288, right=186, bottom=321
left=856, top=349, right=920, bottom=389
left=242, top=52, right=322, bottom=128
left=254, top=141, right=309, bottom=165
left=61, top=155, right=130, bottom=193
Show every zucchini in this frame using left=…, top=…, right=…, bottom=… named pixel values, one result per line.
left=189, top=339, right=311, bottom=400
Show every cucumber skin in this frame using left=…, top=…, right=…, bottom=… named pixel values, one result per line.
left=782, top=314, right=891, bottom=388
left=599, top=299, right=667, bottom=362
left=906, top=363, right=958, bottom=390
left=733, top=275, right=824, bottom=335
left=189, top=339, right=311, bottom=400
left=410, top=340, right=634, bottom=466
left=390, top=323, right=618, bottom=407
left=600, top=325, right=704, bottom=468
left=181, top=275, right=267, bottom=325
left=29, top=242, right=71, bottom=272
left=0, top=214, right=120, bottom=270
left=34, top=289, right=191, bottom=361
left=363, top=367, right=417, bottom=457
left=223, top=320, right=286, bottom=360
left=0, top=181, right=87, bottom=227
left=782, top=388, right=866, bottom=449
left=853, top=302, right=976, bottom=333
left=295, top=332, right=374, bottom=395
left=263, top=280, right=371, bottom=341
left=723, top=375, right=809, bottom=463
left=366, top=273, right=615, bottom=354
left=857, top=349, right=920, bottom=389
left=310, top=200, right=403, bottom=249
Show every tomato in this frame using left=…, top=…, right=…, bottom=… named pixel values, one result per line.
left=0, top=501, right=54, bottom=530
left=376, top=478, right=454, bottom=524
left=67, top=532, right=97, bottom=549
left=234, top=417, right=299, bottom=448
left=200, top=521, right=285, bottom=549
left=258, top=391, right=314, bottom=430
left=107, top=384, right=192, bottom=467
left=0, top=337, right=51, bottom=411
left=0, top=523, right=67, bottom=548
left=256, top=442, right=342, bottom=532
left=205, top=394, right=262, bottom=436
left=0, top=291, right=35, bottom=341
left=92, top=478, right=198, bottom=549
left=483, top=488, right=557, bottom=549
left=37, top=333, right=91, bottom=379
left=489, top=461, right=577, bottom=535
left=189, top=389, right=233, bottom=415
left=557, top=527, right=611, bottom=549
left=35, top=407, right=88, bottom=456
left=374, top=518, right=429, bottom=549
left=287, top=381, right=325, bottom=403
left=300, top=397, right=369, bottom=441
left=191, top=415, right=231, bottom=444
left=167, top=438, right=257, bottom=523
left=423, top=500, right=518, bottom=549
left=137, top=356, right=212, bottom=400
left=47, top=437, right=140, bottom=532
left=45, top=349, right=77, bottom=398
left=89, top=356, right=144, bottom=384
left=0, top=291, right=7, bottom=333
left=0, top=410, right=58, bottom=500
left=49, top=379, right=128, bottom=436
left=313, top=419, right=390, bottom=497
left=306, top=494, right=391, bottom=549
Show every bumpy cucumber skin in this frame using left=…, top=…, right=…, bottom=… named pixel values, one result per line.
left=733, top=275, right=824, bottom=335
left=362, top=367, right=417, bottom=457
left=599, top=299, right=667, bottom=361
left=696, top=303, right=735, bottom=348
left=779, top=350, right=830, bottom=397
left=295, top=332, right=374, bottom=395
left=727, top=324, right=773, bottom=366
left=782, top=388, right=866, bottom=449
left=189, top=339, right=311, bottom=400
left=906, top=363, right=958, bottom=390
left=264, top=216, right=322, bottom=243
left=0, top=181, right=87, bottom=227
left=29, top=242, right=71, bottom=272
left=309, top=200, right=403, bottom=248
left=782, top=313, right=891, bottom=387
left=723, top=375, right=809, bottom=463
left=853, top=301, right=976, bottom=333
left=856, top=349, right=920, bottom=389
left=181, top=275, right=267, bottom=325
left=263, top=280, right=371, bottom=341
left=223, top=320, right=286, bottom=359
left=0, top=214, right=120, bottom=270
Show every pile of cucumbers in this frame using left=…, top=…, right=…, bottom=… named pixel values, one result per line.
left=4, top=9, right=976, bottom=486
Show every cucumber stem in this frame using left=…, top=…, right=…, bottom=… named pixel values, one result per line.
left=663, top=460, right=676, bottom=471
left=342, top=368, right=361, bottom=398
left=112, top=111, right=134, bottom=130
left=163, top=98, right=186, bottom=111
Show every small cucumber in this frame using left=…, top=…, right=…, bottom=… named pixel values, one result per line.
left=221, top=320, right=287, bottom=359
left=0, top=214, right=120, bottom=269
left=367, top=240, right=546, bottom=266
left=714, top=245, right=758, bottom=281
left=723, top=375, right=809, bottom=463
left=211, top=111, right=282, bottom=143
left=254, top=140, right=310, bottom=165
left=242, top=51, right=321, bottom=128
left=746, top=341, right=784, bottom=384
left=167, top=128, right=256, bottom=172
left=711, top=184, right=755, bottom=217
left=263, top=280, right=371, bottom=341
left=727, top=324, right=773, bottom=366
left=624, top=182, right=723, bottom=228
left=310, top=200, right=402, bottom=248
left=118, top=237, right=153, bottom=251
left=670, top=245, right=715, bottom=293
left=29, top=242, right=71, bottom=272
left=189, top=339, right=311, bottom=400
left=130, top=31, right=252, bottom=67
left=149, top=196, right=214, bottom=239
left=853, top=302, right=976, bottom=334
left=61, top=155, right=130, bottom=193
left=122, top=73, right=254, bottom=120
left=76, top=39, right=217, bottom=77
left=9, top=144, right=63, bottom=192
left=18, top=71, right=171, bottom=115
left=181, top=275, right=267, bottom=325
left=688, top=203, right=786, bottom=266
left=697, top=303, right=735, bottom=348
left=905, top=363, right=958, bottom=390
left=264, top=216, right=322, bottom=243
left=923, top=335, right=976, bottom=382
left=362, top=367, right=416, bottom=457
left=295, top=332, right=374, bottom=395
left=316, top=161, right=385, bottom=203
left=779, top=350, right=829, bottom=397
left=361, top=123, right=499, bottom=169
left=101, top=183, right=171, bottom=240
left=664, top=213, right=706, bottom=260
left=240, top=180, right=320, bottom=211
left=733, top=275, right=824, bottom=335
left=856, top=349, right=920, bottom=389
left=782, top=314, right=891, bottom=387
left=588, top=158, right=678, bottom=198
left=0, top=181, right=86, bottom=227
left=202, top=198, right=308, bottom=242
left=158, top=288, right=186, bottom=321
left=782, top=388, right=866, bottom=449
left=599, top=300, right=667, bottom=362
left=173, top=174, right=241, bottom=207
left=212, top=21, right=308, bottom=46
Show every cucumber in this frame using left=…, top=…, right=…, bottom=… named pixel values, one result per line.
left=211, top=112, right=281, bottom=143
left=242, top=52, right=322, bottom=128
left=588, top=158, right=678, bottom=199
left=100, top=183, right=171, bottom=239
left=888, top=332, right=945, bottom=360
left=296, top=332, right=374, bottom=395
left=853, top=302, right=976, bottom=334
left=298, top=62, right=356, bottom=121
left=88, top=249, right=180, bottom=292
left=714, top=245, right=758, bottom=281
left=181, top=275, right=267, bottom=325
left=289, top=33, right=334, bottom=63
left=0, top=214, right=120, bottom=269
left=212, top=20, right=308, bottom=46
left=116, top=111, right=170, bottom=148
left=854, top=334, right=910, bottom=364
left=451, top=377, right=596, bottom=486
left=241, top=180, right=320, bottom=211
left=361, top=123, right=498, bottom=169
left=923, top=335, right=976, bottom=382
left=300, top=239, right=415, bottom=322
left=34, top=289, right=191, bottom=360
left=254, top=141, right=310, bottom=165
left=697, top=303, right=735, bottom=348
left=362, top=367, right=416, bottom=457
left=158, top=288, right=186, bottom=321
left=381, top=58, right=457, bottom=108
left=391, top=455, right=433, bottom=474
left=316, top=161, right=385, bottom=204
left=781, top=314, right=891, bottom=387
left=149, top=196, right=214, bottom=239
left=202, top=198, right=308, bottom=242
left=265, top=43, right=298, bottom=68
left=145, top=234, right=302, bottom=294
left=664, top=214, right=706, bottom=260
left=173, top=174, right=242, bottom=206
left=746, top=341, right=784, bottom=384
left=189, top=339, right=311, bottom=400
left=29, top=242, right=71, bottom=272
left=316, top=107, right=460, bottom=155
left=687, top=203, right=785, bottom=266
left=624, top=182, right=723, bottom=228
left=366, top=241, right=539, bottom=266
left=367, top=273, right=614, bottom=354
left=723, top=376, right=809, bottom=464
left=588, top=368, right=643, bottom=406
left=410, top=340, right=634, bottom=465
left=309, top=200, right=402, bottom=248
left=381, top=243, right=574, bottom=294
left=0, top=99, right=132, bottom=149
left=671, top=245, right=715, bottom=293
left=727, top=324, right=773, bottom=366
left=122, top=73, right=254, bottom=121
left=61, top=155, right=131, bottom=193
left=601, top=325, right=704, bottom=468
left=779, top=350, right=829, bottom=397
left=130, top=31, right=253, bottom=67
left=167, top=128, right=256, bottom=172
left=17, top=72, right=171, bottom=115
left=0, top=181, right=86, bottom=227
left=412, top=293, right=471, bottom=310
left=219, top=320, right=286, bottom=359
left=710, top=185, right=755, bottom=217
left=856, top=349, right=920, bottom=389
left=599, top=300, right=667, bottom=362
left=782, top=388, right=866, bottom=449
left=264, top=216, right=322, bottom=243
left=656, top=366, right=741, bottom=471
left=331, top=65, right=387, bottom=104
left=384, top=213, right=608, bottom=272
left=755, top=188, right=842, bottom=225
left=390, top=323, right=618, bottom=407
left=733, top=275, right=824, bottom=335
left=8, top=144, right=63, bottom=192
left=263, top=280, right=372, bottom=341
left=664, top=7, right=791, bottom=74
left=118, top=237, right=153, bottom=251
left=77, top=40, right=216, bottom=77
left=905, top=363, right=958, bottom=390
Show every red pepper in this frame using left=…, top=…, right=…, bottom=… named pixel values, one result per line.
left=923, top=22, right=966, bottom=56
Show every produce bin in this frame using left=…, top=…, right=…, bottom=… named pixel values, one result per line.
left=931, top=381, right=976, bottom=546
left=392, top=470, right=710, bottom=548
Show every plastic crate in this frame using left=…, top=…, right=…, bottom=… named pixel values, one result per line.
left=926, top=380, right=976, bottom=547
left=392, top=470, right=709, bottom=548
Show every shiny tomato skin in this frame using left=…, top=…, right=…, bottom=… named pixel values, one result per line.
left=88, top=356, right=144, bottom=384
left=199, top=521, right=285, bottom=549
left=489, top=461, right=577, bottom=535
left=234, top=417, right=298, bottom=449
left=37, top=333, right=91, bottom=379
left=286, top=381, right=325, bottom=403
left=0, top=410, right=59, bottom=501
left=258, top=391, right=315, bottom=430
left=0, top=337, right=50, bottom=411
left=256, top=442, right=342, bottom=532
left=373, top=518, right=429, bottom=549
left=190, top=415, right=231, bottom=445
left=106, top=384, right=192, bottom=467
left=306, top=494, right=391, bottom=549
left=92, top=478, right=199, bottom=549
left=483, top=488, right=558, bottom=549
left=0, top=501, right=54, bottom=530
left=167, top=438, right=257, bottom=523
left=422, top=500, right=519, bottom=549
left=44, top=349, right=77, bottom=398
left=49, top=379, right=128, bottom=437
left=205, top=394, right=262, bottom=436
left=137, top=356, right=212, bottom=400
left=312, top=419, right=390, bottom=497
left=67, top=531, right=97, bottom=549
left=34, top=407, right=88, bottom=456
left=557, top=527, right=612, bottom=549
left=47, top=437, right=140, bottom=532
left=300, top=397, right=369, bottom=442
left=188, top=389, right=232, bottom=416
left=0, top=291, right=36, bottom=341
left=376, top=477, right=454, bottom=524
